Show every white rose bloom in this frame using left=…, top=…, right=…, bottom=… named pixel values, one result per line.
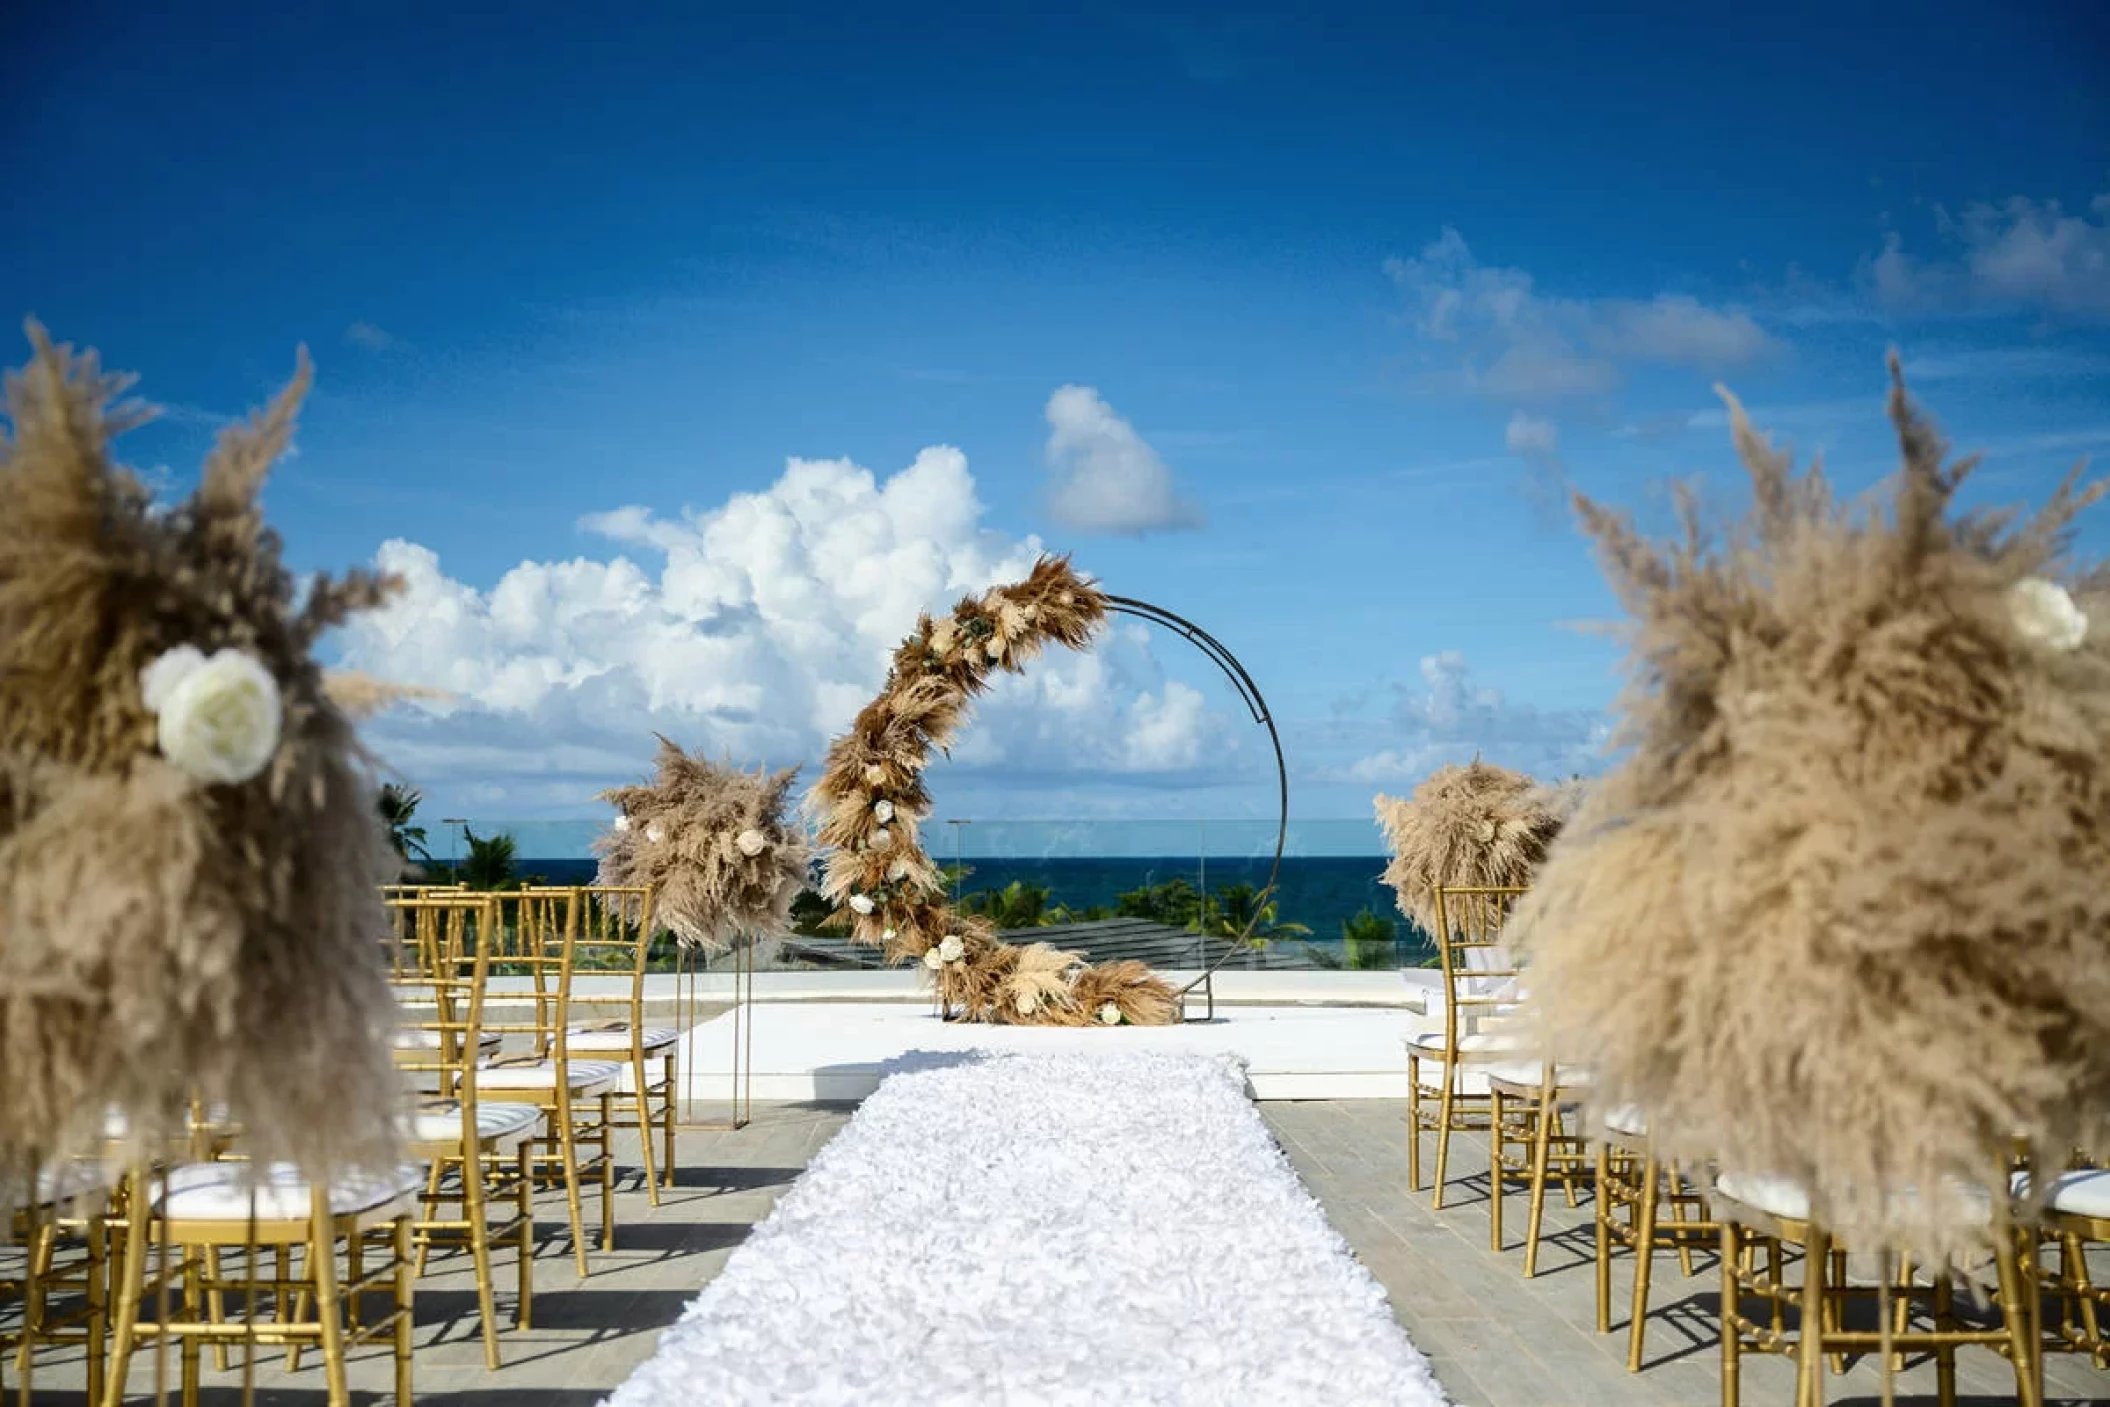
left=937, top=933, right=965, bottom=963
left=612, top=814, right=632, bottom=834
left=1015, top=990, right=1039, bottom=1015
left=887, top=859, right=913, bottom=881
left=922, top=947, right=944, bottom=970
left=871, top=827, right=891, bottom=848
left=645, top=823, right=666, bottom=844
left=873, top=799, right=895, bottom=823
left=849, top=894, right=876, bottom=915
left=2010, top=577, right=2088, bottom=652
left=140, top=645, right=207, bottom=712
left=1098, top=1002, right=1122, bottom=1026
left=882, top=928, right=897, bottom=942
left=735, top=828, right=767, bottom=857
left=150, top=648, right=282, bottom=785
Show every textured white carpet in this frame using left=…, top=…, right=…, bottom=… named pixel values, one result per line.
left=606, top=1051, right=1448, bottom=1407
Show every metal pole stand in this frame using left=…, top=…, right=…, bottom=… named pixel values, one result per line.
left=674, top=933, right=753, bottom=1131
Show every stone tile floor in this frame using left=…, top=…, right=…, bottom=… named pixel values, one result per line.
left=10, top=1098, right=2109, bottom=1405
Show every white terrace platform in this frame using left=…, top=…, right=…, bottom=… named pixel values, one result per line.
left=673, top=970, right=1445, bottom=1101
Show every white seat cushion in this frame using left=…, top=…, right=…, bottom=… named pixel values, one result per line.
left=2015, top=1167, right=2110, bottom=1219
left=392, top=1028, right=502, bottom=1052
left=1406, top=1030, right=1521, bottom=1058
left=1602, top=1104, right=1649, bottom=1138
left=4, top=1161, right=115, bottom=1214
left=403, top=1100, right=541, bottom=1148
left=566, top=1024, right=679, bottom=1053
left=1716, top=1172, right=1993, bottom=1228
left=155, top=1162, right=426, bottom=1222
left=1483, top=1060, right=1590, bottom=1090
left=478, top=1058, right=624, bottom=1092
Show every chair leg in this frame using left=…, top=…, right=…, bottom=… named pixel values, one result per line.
left=661, top=1048, right=679, bottom=1192
left=465, top=1149, right=502, bottom=1370
left=1994, top=1233, right=2042, bottom=1407
left=1432, top=1065, right=1457, bottom=1209
left=13, top=1220, right=53, bottom=1404
left=1933, top=1264, right=1957, bottom=1407
left=307, top=1210, right=350, bottom=1407
left=100, top=1178, right=149, bottom=1407
left=1489, top=1086, right=1506, bottom=1253
left=1797, top=1227, right=1828, bottom=1407
left=1594, top=1143, right=1613, bottom=1336
left=180, top=1243, right=203, bottom=1407
left=516, top=1143, right=535, bottom=1331
left=630, top=1053, right=662, bottom=1206
left=1825, top=1247, right=1848, bottom=1375
left=1524, top=1094, right=1557, bottom=1276
left=1721, top=1220, right=1742, bottom=1407
left=599, top=1090, right=617, bottom=1252
left=1668, top=1166, right=1697, bottom=1278
left=1406, top=1053, right=1424, bottom=1192
left=393, top=1215, right=415, bottom=1407
left=554, top=1090, right=591, bottom=1278
left=414, top=1159, right=445, bottom=1277
left=1628, top=1155, right=1660, bottom=1371
left=85, top=1215, right=107, bottom=1407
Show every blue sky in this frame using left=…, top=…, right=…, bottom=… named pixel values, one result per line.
left=8, top=1, right=2110, bottom=843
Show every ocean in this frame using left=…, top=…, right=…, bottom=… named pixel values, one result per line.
left=510, top=854, right=1429, bottom=964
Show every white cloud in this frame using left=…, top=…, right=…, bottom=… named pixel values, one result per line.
left=1342, top=651, right=1609, bottom=784
left=1042, top=385, right=1203, bottom=535
left=338, top=447, right=1236, bottom=816
left=1504, top=411, right=1560, bottom=464
left=1863, top=195, right=2110, bottom=320
left=1385, top=227, right=1779, bottom=401
left=345, top=321, right=397, bottom=351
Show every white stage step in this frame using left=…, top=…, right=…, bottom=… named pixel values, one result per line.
left=675, top=1002, right=1434, bottom=1102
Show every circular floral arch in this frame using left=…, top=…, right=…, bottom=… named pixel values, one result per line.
left=812, top=555, right=1287, bottom=1026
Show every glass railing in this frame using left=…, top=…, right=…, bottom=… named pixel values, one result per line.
left=399, top=816, right=1435, bottom=972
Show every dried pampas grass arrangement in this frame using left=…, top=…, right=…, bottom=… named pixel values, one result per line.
left=1374, top=760, right=1572, bottom=938
left=810, top=555, right=1179, bottom=1026
left=1510, top=355, right=2110, bottom=1259
left=593, top=736, right=812, bottom=951
left=0, top=324, right=406, bottom=1181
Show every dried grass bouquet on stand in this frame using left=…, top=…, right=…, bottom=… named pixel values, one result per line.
left=810, top=555, right=1178, bottom=1026
left=1374, top=759, right=1575, bottom=939
left=0, top=323, right=407, bottom=1185
left=1510, top=355, right=2110, bottom=1260
left=594, top=737, right=812, bottom=950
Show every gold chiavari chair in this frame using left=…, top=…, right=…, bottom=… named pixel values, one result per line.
left=482, top=888, right=620, bottom=1277
left=1592, top=1105, right=1717, bottom=1370
left=101, top=1157, right=421, bottom=1407
left=2019, top=1162, right=2108, bottom=1368
left=3, top=1161, right=111, bottom=1406
left=385, top=894, right=538, bottom=1368
left=1713, top=1173, right=2041, bottom=1407
left=561, top=885, right=681, bottom=1203
left=1486, top=1058, right=1592, bottom=1276
left=1405, top=884, right=1529, bottom=1208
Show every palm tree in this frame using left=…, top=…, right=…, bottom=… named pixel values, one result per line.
left=1340, top=908, right=1398, bottom=970
left=1199, top=882, right=1311, bottom=947
left=377, top=783, right=430, bottom=865
left=958, top=879, right=1055, bottom=930
left=459, top=827, right=518, bottom=891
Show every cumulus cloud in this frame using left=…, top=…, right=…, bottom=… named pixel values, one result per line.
left=1861, top=195, right=2110, bottom=320
left=1386, top=227, right=1778, bottom=401
left=337, top=446, right=1238, bottom=816
left=1042, top=385, right=1204, bottom=535
left=1341, top=651, right=1609, bottom=784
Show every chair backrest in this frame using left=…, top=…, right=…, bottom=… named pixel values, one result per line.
left=1430, top=885, right=1526, bottom=1043
left=488, top=887, right=581, bottom=1064
left=564, top=885, right=658, bottom=1037
left=383, top=894, right=498, bottom=1133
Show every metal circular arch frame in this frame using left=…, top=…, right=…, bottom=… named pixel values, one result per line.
left=1102, top=594, right=1288, bottom=1019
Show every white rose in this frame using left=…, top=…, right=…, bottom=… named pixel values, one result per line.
left=882, top=928, right=897, bottom=942
left=612, top=814, right=632, bottom=834
left=736, top=828, right=767, bottom=857
left=937, top=934, right=965, bottom=963
left=871, top=827, right=891, bottom=848
left=873, top=799, right=895, bottom=823
left=1098, top=1002, right=1123, bottom=1026
left=887, top=860, right=913, bottom=881
left=148, top=648, right=282, bottom=785
left=645, top=823, right=666, bottom=844
left=922, top=947, right=944, bottom=970
left=863, top=764, right=887, bottom=785
left=2010, top=577, right=2088, bottom=652
left=1015, top=990, right=1039, bottom=1015
left=849, top=894, right=876, bottom=915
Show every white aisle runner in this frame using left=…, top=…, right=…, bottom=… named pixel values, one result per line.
left=606, top=1050, right=1449, bottom=1407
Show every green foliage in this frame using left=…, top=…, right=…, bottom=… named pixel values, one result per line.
left=1341, top=908, right=1399, bottom=970
left=376, top=783, right=429, bottom=865
left=788, top=888, right=847, bottom=937
left=1198, top=882, right=1311, bottom=946
left=958, top=879, right=1055, bottom=929
left=1115, top=876, right=1204, bottom=927
left=458, top=827, right=518, bottom=891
